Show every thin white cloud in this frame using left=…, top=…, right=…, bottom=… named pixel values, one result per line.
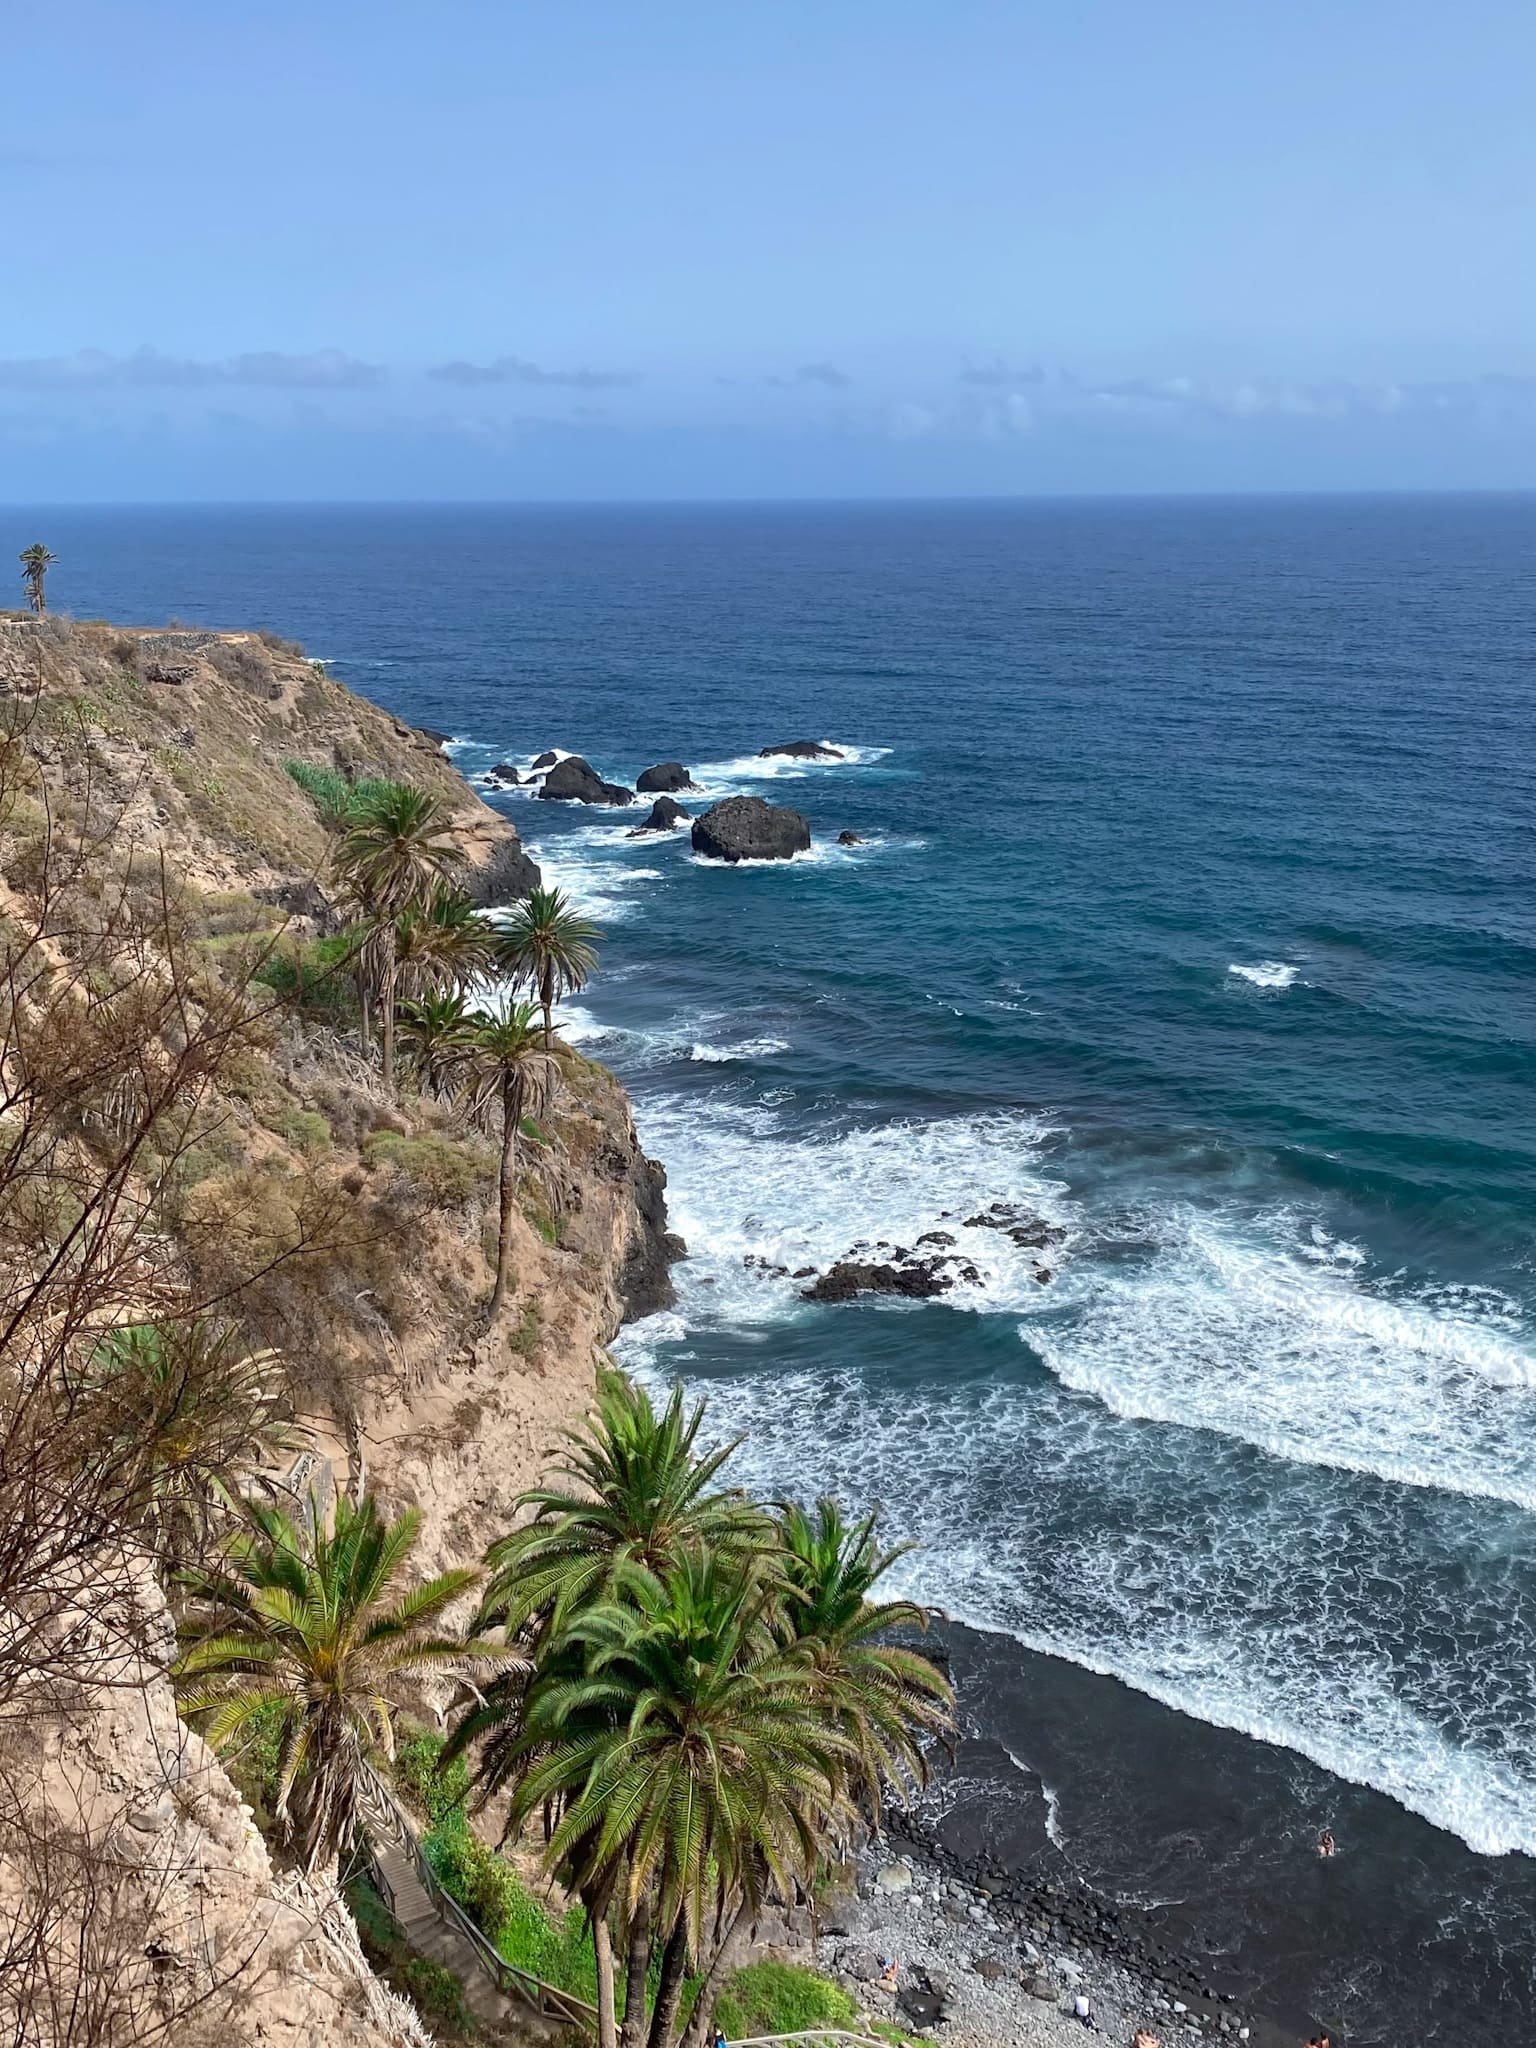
left=0, top=347, right=382, bottom=390
left=428, top=355, right=639, bottom=389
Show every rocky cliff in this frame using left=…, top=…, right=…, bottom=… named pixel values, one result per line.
left=0, top=614, right=677, bottom=2043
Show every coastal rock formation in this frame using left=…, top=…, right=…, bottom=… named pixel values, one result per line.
left=964, top=1201, right=1068, bottom=1251
left=531, top=749, right=560, bottom=769
left=537, top=754, right=636, bottom=805
left=629, top=795, right=691, bottom=833
left=801, top=1241, right=981, bottom=1302
left=636, top=760, right=697, bottom=793
left=488, top=760, right=521, bottom=784
left=838, top=829, right=864, bottom=845
left=759, top=739, right=844, bottom=760
left=691, top=794, right=811, bottom=863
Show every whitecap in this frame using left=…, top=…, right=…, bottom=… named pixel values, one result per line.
left=1228, top=960, right=1299, bottom=990
left=686, top=1038, right=791, bottom=1063
left=1030, top=1206, right=1536, bottom=1510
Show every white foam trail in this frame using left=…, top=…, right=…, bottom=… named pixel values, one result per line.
left=1228, top=960, right=1299, bottom=990
left=1031, top=1209, right=1536, bottom=1510
left=524, top=839, right=667, bottom=923
left=688, top=742, right=891, bottom=791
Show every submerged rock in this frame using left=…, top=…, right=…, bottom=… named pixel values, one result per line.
left=628, top=795, right=691, bottom=834
left=636, top=760, right=696, bottom=793
left=537, top=755, right=635, bottom=805
left=964, top=1201, right=1068, bottom=1251
left=759, top=739, right=844, bottom=760
left=691, top=795, right=810, bottom=863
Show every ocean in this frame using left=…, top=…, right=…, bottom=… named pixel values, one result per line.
left=23, top=496, right=1536, bottom=2041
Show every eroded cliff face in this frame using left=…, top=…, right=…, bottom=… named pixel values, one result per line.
left=0, top=616, right=677, bottom=2043
left=0, top=1579, right=431, bottom=2048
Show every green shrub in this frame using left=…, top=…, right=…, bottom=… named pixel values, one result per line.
left=398, top=1954, right=471, bottom=2032
left=253, top=933, right=359, bottom=1024
left=394, top=1729, right=471, bottom=1826
left=284, top=760, right=416, bottom=828
left=269, top=1104, right=332, bottom=1155
left=713, top=1961, right=857, bottom=2040
left=423, top=1814, right=598, bottom=2003
left=364, top=1130, right=484, bottom=1207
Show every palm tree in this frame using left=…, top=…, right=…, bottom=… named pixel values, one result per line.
left=465, top=1552, right=853, bottom=2048
left=394, top=887, right=498, bottom=1002
left=331, top=783, right=461, bottom=1097
left=397, top=986, right=475, bottom=1097
left=80, top=1318, right=298, bottom=1573
left=19, top=544, right=56, bottom=617
left=773, top=1498, right=954, bottom=1822
left=176, top=1493, right=507, bottom=1873
left=495, top=886, right=601, bottom=1051
left=459, top=996, right=557, bottom=1316
left=474, top=1376, right=761, bottom=1641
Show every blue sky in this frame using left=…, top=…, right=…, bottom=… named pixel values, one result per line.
left=7, top=0, right=1536, bottom=499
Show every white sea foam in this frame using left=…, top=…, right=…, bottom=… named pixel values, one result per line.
left=688, top=742, right=892, bottom=791
left=623, top=1095, right=1069, bottom=1332
left=616, top=1347, right=1536, bottom=1858
left=686, top=1038, right=791, bottom=1063
left=1228, top=960, right=1299, bottom=990
left=1029, top=1208, right=1536, bottom=1510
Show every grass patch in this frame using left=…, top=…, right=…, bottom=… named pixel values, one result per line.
left=285, top=759, right=413, bottom=827
left=253, top=932, right=360, bottom=1025
left=364, top=1129, right=484, bottom=1206
left=713, top=1960, right=858, bottom=2039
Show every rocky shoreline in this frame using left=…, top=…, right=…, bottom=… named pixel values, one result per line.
left=818, top=1801, right=1267, bottom=2048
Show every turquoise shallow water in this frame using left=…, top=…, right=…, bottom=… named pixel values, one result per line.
left=25, top=495, right=1536, bottom=2038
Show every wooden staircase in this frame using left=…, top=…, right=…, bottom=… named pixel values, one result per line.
left=356, top=1764, right=598, bottom=2038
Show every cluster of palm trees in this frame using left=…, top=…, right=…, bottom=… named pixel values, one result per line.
left=175, top=1376, right=954, bottom=2048
left=317, top=777, right=600, bottom=1310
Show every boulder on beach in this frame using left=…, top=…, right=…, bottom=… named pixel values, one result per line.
left=636, top=760, right=696, bottom=793
left=758, top=739, right=845, bottom=760
left=628, top=795, right=691, bottom=835
left=531, top=750, right=559, bottom=770
left=537, top=755, right=635, bottom=805
left=691, top=794, right=810, bottom=863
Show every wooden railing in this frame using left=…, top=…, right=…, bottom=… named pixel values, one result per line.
left=357, top=1763, right=598, bottom=2034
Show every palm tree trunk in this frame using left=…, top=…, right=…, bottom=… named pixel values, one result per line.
left=490, top=1074, right=518, bottom=1316
left=619, top=1888, right=652, bottom=2048
left=584, top=1878, right=620, bottom=2048
left=679, top=1903, right=746, bottom=2048
left=380, top=933, right=398, bottom=1097
left=646, top=1921, right=690, bottom=2048
left=541, top=959, right=555, bottom=1051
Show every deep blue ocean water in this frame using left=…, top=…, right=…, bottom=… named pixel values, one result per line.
left=19, top=497, right=1536, bottom=2041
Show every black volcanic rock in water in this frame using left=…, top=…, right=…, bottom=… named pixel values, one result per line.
left=837, top=829, right=864, bottom=845
left=488, top=761, right=521, bottom=784
left=636, top=761, right=696, bottom=793
left=691, top=795, right=810, bottom=863
left=629, top=795, right=691, bottom=835
left=537, top=755, right=635, bottom=805
left=530, top=750, right=559, bottom=770
left=759, top=739, right=844, bottom=760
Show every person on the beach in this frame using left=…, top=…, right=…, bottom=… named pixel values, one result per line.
left=1072, top=1991, right=1098, bottom=2029
left=1317, top=1828, right=1336, bottom=1858
left=879, top=1957, right=899, bottom=1989
left=1132, top=2030, right=1161, bottom=2048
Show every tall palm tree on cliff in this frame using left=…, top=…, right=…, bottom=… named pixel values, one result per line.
left=496, top=886, right=601, bottom=1051
left=393, top=887, right=499, bottom=1003
left=332, top=783, right=460, bottom=1097
left=459, top=996, right=557, bottom=1316
left=176, top=1493, right=507, bottom=1874
left=19, top=545, right=56, bottom=617
left=396, top=986, right=474, bottom=1097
